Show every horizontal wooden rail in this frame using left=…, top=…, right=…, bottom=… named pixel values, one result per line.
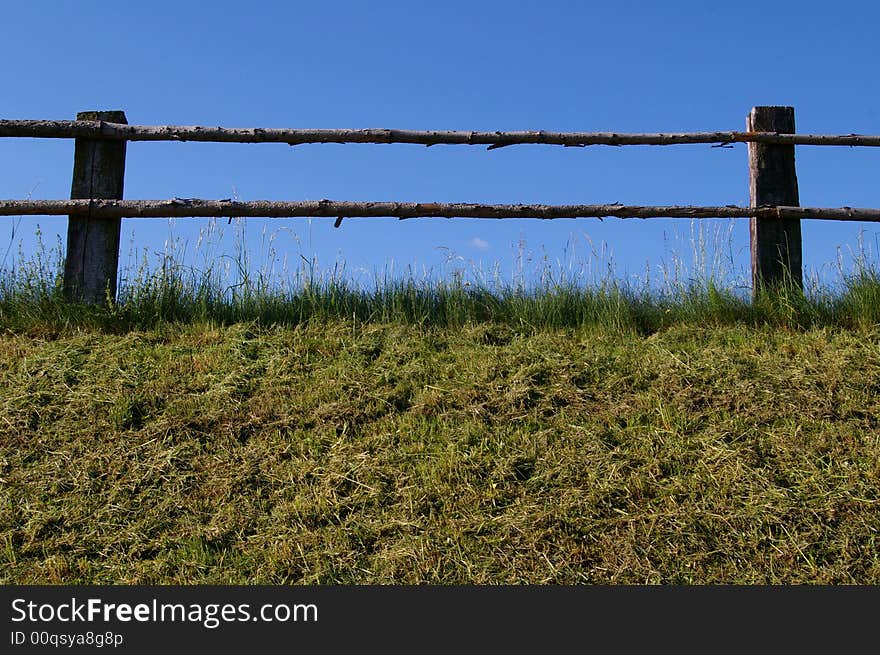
left=2, top=119, right=880, bottom=148
left=2, top=199, right=880, bottom=222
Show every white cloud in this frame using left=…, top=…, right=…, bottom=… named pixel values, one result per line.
left=469, top=237, right=490, bottom=251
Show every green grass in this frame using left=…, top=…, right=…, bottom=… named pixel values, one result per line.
left=5, top=249, right=880, bottom=334
left=1, top=223, right=880, bottom=583
left=4, top=220, right=880, bottom=333
left=2, top=320, right=879, bottom=583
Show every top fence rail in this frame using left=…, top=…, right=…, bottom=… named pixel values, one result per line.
left=3, top=119, right=880, bottom=148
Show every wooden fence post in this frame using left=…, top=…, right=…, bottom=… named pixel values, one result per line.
left=63, top=110, right=127, bottom=304
left=748, top=106, right=803, bottom=295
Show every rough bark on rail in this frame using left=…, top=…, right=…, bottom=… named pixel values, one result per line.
left=1, top=199, right=880, bottom=221
left=3, top=120, right=880, bottom=147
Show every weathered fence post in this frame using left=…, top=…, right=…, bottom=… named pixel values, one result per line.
left=63, top=110, right=127, bottom=304
left=748, top=106, right=802, bottom=295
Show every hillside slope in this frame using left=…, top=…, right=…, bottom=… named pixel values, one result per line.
left=2, top=321, right=879, bottom=583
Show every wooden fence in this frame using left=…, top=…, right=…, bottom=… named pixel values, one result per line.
left=1, top=106, right=878, bottom=304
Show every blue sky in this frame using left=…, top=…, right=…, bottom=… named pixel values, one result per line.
left=2, top=0, right=879, bottom=292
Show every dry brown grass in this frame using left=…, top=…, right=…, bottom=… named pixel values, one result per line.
left=2, top=321, right=879, bottom=583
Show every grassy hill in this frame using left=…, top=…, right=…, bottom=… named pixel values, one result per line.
left=2, top=227, right=880, bottom=583
left=2, top=314, right=879, bottom=583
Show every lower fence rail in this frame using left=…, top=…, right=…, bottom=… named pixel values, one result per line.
left=1, top=199, right=879, bottom=222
